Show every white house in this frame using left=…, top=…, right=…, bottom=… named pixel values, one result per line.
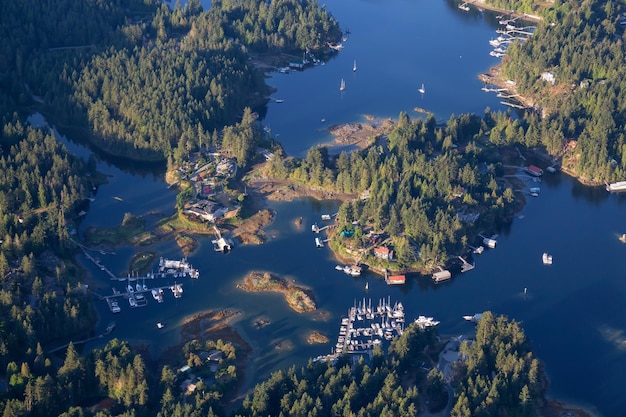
left=541, top=71, right=556, bottom=85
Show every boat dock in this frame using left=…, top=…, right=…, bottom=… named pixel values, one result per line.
left=328, top=297, right=406, bottom=359
left=458, top=256, right=475, bottom=273
left=311, top=223, right=330, bottom=233
left=478, top=233, right=497, bottom=248
left=315, top=297, right=440, bottom=363
left=212, top=225, right=233, bottom=253
left=99, top=282, right=184, bottom=313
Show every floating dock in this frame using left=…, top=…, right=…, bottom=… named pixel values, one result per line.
left=458, top=256, right=475, bottom=273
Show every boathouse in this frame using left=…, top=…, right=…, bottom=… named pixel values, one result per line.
left=432, top=270, right=452, bottom=283
left=525, top=165, right=543, bottom=177
left=385, top=274, right=406, bottom=285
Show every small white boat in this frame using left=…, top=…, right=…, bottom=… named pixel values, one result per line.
left=353, top=59, right=357, bottom=72
left=418, top=83, right=425, bottom=94
left=463, top=313, right=483, bottom=323
left=340, top=78, right=346, bottom=91
left=542, top=253, right=553, bottom=265
left=156, top=322, right=164, bottom=329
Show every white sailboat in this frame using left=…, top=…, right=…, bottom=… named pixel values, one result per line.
left=353, top=60, right=357, bottom=72
left=340, top=78, right=346, bottom=91
left=418, top=83, right=425, bottom=94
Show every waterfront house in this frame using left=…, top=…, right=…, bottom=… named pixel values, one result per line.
left=374, top=246, right=393, bottom=260
left=183, top=200, right=228, bottom=222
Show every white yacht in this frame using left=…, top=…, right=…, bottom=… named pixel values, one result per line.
left=542, top=253, right=553, bottom=265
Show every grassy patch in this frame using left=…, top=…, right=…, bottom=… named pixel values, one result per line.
left=129, top=251, right=157, bottom=274
left=156, top=210, right=212, bottom=234
left=175, top=234, right=197, bottom=256
left=84, top=213, right=157, bottom=246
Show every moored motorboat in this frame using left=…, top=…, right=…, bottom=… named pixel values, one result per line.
left=542, top=252, right=553, bottom=265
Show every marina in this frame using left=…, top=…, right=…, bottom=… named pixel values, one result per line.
left=316, top=297, right=415, bottom=362
left=101, top=282, right=181, bottom=312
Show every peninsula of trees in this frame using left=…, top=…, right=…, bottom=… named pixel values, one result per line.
left=486, top=0, right=626, bottom=184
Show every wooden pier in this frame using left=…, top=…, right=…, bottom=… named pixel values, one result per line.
left=458, top=256, right=475, bottom=273
left=500, top=101, right=527, bottom=109
left=311, top=223, right=329, bottom=233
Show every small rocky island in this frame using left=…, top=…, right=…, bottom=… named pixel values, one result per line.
left=306, top=331, right=329, bottom=344
left=237, top=271, right=316, bottom=313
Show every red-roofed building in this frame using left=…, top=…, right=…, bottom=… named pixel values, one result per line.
left=385, top=275, right=405, bottom=285
left=374, top=246, right=393, bottom=260
left=525, top=165, right=543, bottom=177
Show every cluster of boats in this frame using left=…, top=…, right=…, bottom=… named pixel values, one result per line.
left=313, top=298, right=440, bottom=363
left=106, top=280, right=183, bottom=313
left=488, top=16, right=535, bottom=58
left=333, top=298, right=407, bottom=356
left=335, top=264, right=362, bottom=277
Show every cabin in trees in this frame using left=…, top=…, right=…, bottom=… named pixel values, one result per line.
left=374, top=246, right=393, bottom=260
left=540, top=71, right=556, bottom=85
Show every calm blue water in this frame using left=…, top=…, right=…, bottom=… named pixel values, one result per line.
left=262, top=0, right=508, bottom=157
left=37, top=1, right=626, bottom=415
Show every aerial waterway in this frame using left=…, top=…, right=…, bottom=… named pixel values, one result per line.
left=31, top=1, right=626, bottom=414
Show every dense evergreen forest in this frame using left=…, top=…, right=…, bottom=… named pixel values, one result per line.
left=263, top=111, right=519, bottom=272
left=1, top=0, right=340, bottom=161
left=488, top=0, right=626, bottom=183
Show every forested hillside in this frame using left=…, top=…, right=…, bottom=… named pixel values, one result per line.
left=0, top=0, right=340, bottom=161
left=264, top=111, right=519, bottom=272
left=492, top=0, right=626, bottom=183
